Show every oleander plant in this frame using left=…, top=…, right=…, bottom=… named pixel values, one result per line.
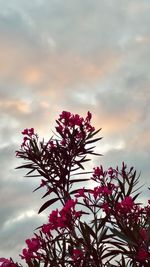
left=0, top=111, right=150, bottom=267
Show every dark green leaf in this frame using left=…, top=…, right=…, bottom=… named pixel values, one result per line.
left=86, top=137, right=103, bottom=144
left=84, top=222, right=96, bottom=240
left=42, top=189, right=53, bottom=198
left=15, top=163, right=34, bottom=169
left=38, top=198, right=59, bottom=214
left=86, top=128, right=102, bottom=139
left=79, top=221, right=91, bottom=245
left=110, top=228, right=136, bottom=246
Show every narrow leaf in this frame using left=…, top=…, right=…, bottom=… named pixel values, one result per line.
left=38, top=198, right=59, bottom=214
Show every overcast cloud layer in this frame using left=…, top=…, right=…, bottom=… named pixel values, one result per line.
left=0, top=0, right=150, bottom=261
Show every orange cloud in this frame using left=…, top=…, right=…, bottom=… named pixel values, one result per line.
left=0, top=34, right=121, bottom=92
left=0, top=99, right=31, bottom=114
left=22, top=67, right=44, bottom=85
left=94, top=107, right=142, bottom=136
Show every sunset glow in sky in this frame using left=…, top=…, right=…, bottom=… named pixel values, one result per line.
left=0, top=0, right=150, bottom=261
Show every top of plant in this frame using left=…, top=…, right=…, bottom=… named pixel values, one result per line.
left=16, top=111, right=102, bottom=211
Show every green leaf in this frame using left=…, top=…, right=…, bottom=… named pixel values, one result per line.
left=15, top=163, right=34, bottom=169
left=87, top=152, right=103, bottom=156
left=86, top=137, right=103, bottom=144
left=42, top=189, right=53, bottom=198
left=84, top=222, right=96, bottom=240
left=132, top=192, right=140, bottom=201
left=97, top=216, right=109, bottom=232
left=33, top=185, right=42, bottom=192
left=117, top=179, right=125, bottom=196
left=38, top=198, right=59, bottom=214
left=86, top=128, right=102, bottom=139
left=76, top=162, right=85, bottom=170
left=110, top=228, right=136, bottom=246
left=25, top=168, right=37, bottom=176
left=33, top=259, right=40, bottom=267
left=27, top=262, right=34, bottom=267
left=37, top=169, right=49, bottom=179
left=79, top=221, right=91, bottom=245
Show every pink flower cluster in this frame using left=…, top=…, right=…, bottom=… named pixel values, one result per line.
left=0, top=259, right=17, bottom=267
left=92, top=165, right=117, bottom=182
left=24, top=162, right=150, bottom=264
left=4, top=111, right=150, bottom=266
left=56, top=111, right=95, bottom=143
left=21, top=128, right=35, bottom=137
left=19, top=199, right=83, bottom=263
left=20, top=237, right=41, bottom=262
left=43, top=199, right=82, bottom=232
left=136, top=248, right=149, bottom=262
left=72, top=249, right=84, bottom=261
left=20, top=128, right=36, bottom=149
left=116, top=196, right=134, bottom=214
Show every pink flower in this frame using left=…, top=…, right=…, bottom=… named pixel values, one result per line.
left=20, top=248, right=34, bottom=262
left=47, top=199, right=82, bottom=230
left=69, top=114, right=83, bottom=127
left=85, top=124, right=95, bottom=132
left=139, top=228, right=148, bottom=241
left=26, top=237, right=41, bottom=252
left=74, top=210, right=82, bottom=219
left=101, top=203, right=110, bottom=213
left=92, top=166, right=106, bottom=181
left=75, top=188, right=86, bottom=198
left=60, top=139, right=67, bottom=146
left=122, top=196, right=133, bottom=207
left=64, top=199, right=77, bottom=210
left=59, top=201, right=76, bottom=228
left=42, top=223, right=52, bottom=235
left=94, top=166, right=103, bottom=176
left=136, top=248, right=149, bottom=262
left=21, top=128, right=35, bottom=137
left=117, top=196, right=134, bottom=213
left=48, top=209, right=59, bottom=229
left=93, top=186, right=102, bottom=199
left=72, top=249, right=84, bottom=261
left=0, top=259, right=17, bottom=267
left=57, top=111, right=95, bottom=140
left=102, top=185, right=112, bottom=195
left=91, top=186, right=112, bottom=199
left=21, top=128, right=28, bottom=135
left=115, top=196, right=135, bottom=219
left=108, top=167, right=117, bottom=179
left=59, top=111, right=71, bottom=125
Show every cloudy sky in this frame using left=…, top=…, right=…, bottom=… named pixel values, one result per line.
left=0, top=0, right=150, bottom=262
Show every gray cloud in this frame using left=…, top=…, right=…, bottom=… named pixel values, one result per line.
left=0, top=0, right=150, bottom=261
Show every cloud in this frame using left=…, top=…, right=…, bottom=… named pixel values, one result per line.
left=0, top=0, right=150, bottom=261
left=0, top=212, right=45, bottom=262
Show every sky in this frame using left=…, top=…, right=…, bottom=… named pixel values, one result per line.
left=0, top=0, right=150, bottom=262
